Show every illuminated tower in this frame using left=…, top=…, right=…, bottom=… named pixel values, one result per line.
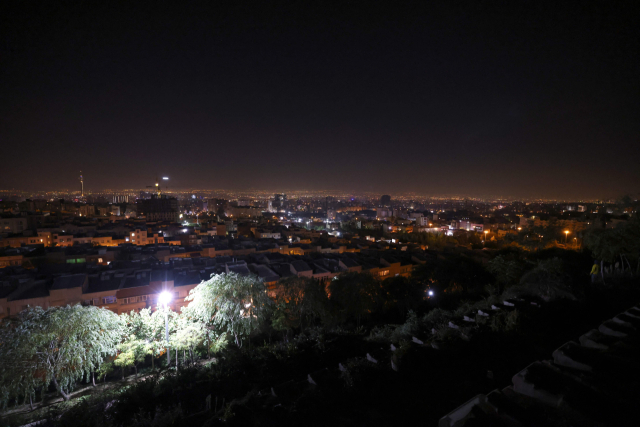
left=80, top=171, right=84, bottom=197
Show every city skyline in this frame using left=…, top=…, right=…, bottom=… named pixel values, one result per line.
left=1, top=2, right=639, bottom=199
left=0, top=183, right=632, bottom=204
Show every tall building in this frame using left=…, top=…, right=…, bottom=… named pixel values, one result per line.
left=380, top=195, right=391, bottom=206
left=273, top=194, right=288, bottom=210
left=137, top=195, right=179, bottom=222
left=206, top=198, right=227, bottom=215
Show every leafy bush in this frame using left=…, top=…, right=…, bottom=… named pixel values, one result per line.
left=504, top=258, right=578, bottom=302
left=340, top=357, right=380, bottom=388
left=489, top=310, right=521, bottom=333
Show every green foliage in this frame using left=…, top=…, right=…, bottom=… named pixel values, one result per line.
left=271, top=277, right=305, bottom=335
left=487, top=255, right=526, bottom=289
left=368, top=308, right=456, bottom=343
left=411, top=255, right=492, bottom=294
left=299, top=277, right=331, bottom=326
left=453, top=301, right=474, bottom=318
left=114, top=334, right=149, bottom=377
left=0, top=305, right=123, bottom=406
left=147, top=307, right=175, bottom=363
left=504, top=258, right=577, bottom=302
left=340, top=357, right=381, bottom=388
left=378, top=275, right=425, bottom=317
left=489, top=309, right=521, bottom=332
left=272, top=276, right=331, bottom=335
left=96, top=360, right=114, bottom=383
left=328, top=272, right=381, bottom=327
left=395, top=231, right=454, bottom=250
left=584, top=216, right=640, bottom=264
left=271, top=301, right=296, bottom=337
left=424, top=308, right=453, bottom=325
left=184, top=272, right=274, bottom=347
left=173, top=311, right=205, bottom=362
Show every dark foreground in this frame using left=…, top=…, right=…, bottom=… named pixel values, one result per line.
left=3, top=280, right=639, bottom=427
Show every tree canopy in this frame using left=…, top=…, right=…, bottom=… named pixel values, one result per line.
left=184, top=272, right=273, bottom=347
left=0, top=305, right=122, bottom=405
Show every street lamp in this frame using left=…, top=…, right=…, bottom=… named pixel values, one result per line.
left=159, top=291, right=172, bottom=366
left=484, top=230, right=489, bottom=246
left=564, top=230, right=569, bottom=243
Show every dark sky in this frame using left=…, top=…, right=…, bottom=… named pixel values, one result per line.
left=1, top=1, right=638, bottom=199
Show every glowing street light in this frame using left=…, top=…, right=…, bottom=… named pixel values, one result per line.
left=564, top=230, right=569, bottom=243
left=159, top=291, right=172, bottom=365
left=428, top=290, right=434, bottom=296
left=159, top=291, right=172, bottom=307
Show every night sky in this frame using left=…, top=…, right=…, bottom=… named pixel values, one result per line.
left=1, top=1, right=638, bottom=199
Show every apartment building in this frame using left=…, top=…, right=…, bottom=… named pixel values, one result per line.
left=1, top=217, right=27, bottom=234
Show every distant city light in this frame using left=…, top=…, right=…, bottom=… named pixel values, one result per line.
left=162, top=177, right=169, bottom=180
left=428, top=290, right=434, bottom=296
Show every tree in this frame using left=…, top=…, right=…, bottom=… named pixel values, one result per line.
left=147, top=307, right=174, bottom=369
left=300, top=277, right=331, bottom=326
left=584, top=216, right=640, bottom=276
left=272, top=276, right=305, bottom=333
left=272, top=276, right=331, bottom=334
left=173, top=313, right=205, bottom=365
left=271, top=301, right=297, bottom=341
left=114, top=335, right=149, bottom=379
left=0, top=305, right=122, bottom=405
left=487, top=255, right=525, bottom=290
left=378, top=275, right=425, bottom=318
left=504, top=258, right=577, bottom=302
left=184, top=273, right=274, bottom=347
left=411, top=255, right=492, bottom=294
left=114, top=310, right=158, bottom=378
left=328, top=272, right=381, bottom=327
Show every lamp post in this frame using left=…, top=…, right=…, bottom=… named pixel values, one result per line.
left=484, top=230, right=489, bottom=246
left=564, top=230, right=569, bottom=244
left=159, top=291, right=172, bottom=366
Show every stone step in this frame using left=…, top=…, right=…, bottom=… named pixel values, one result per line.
left=624, top=308, right=640, bottom=319
left=512, top=362, right=564, bottom=407
left=438, top=394, right=488, bottom=427
left=579, top=329, right=619, bottom=349
left=615, top=312, right=640, bottom=327
left=552, top=341, right=594, bottom=372
left=599, top=320, right=635, bottom=338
